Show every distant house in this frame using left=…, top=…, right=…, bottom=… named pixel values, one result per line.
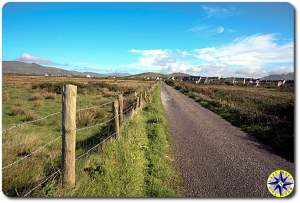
left=86, top=74, right=91, bottom=78
left=44, top=73, right=49, bottom=77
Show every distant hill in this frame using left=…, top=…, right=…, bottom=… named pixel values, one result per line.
left=128, top=72, right=167, bottom=79
left=3, top=61, right=85, bottom=76
left=82, top=72, right=107, bottom=77
left=167, top=72, right=191, bottom=78
left=260, top=72, right=294, bottom=81
left=127, top=72, right=191, bottom=79
left=2, top=61, right=110, bottom=77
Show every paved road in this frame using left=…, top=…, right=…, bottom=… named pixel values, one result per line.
left=161, top=83, right=294, bottom=198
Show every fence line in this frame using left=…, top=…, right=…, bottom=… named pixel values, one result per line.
left=76, top=132, right=117, bottom=160
left=3, top=101, right=138, bottom=170
left=3, top=83, right=156, bottom=196
left=76, top=101, right=113, bottom=112
left=3, top=101, right=114, bottom=134
left=76, top=116, right=115, bottom=132
left=3, top=111, right=61, bottom=133
left=2, top=136, right=61, bottom=170
left=23, top=169, right=61, bottom=197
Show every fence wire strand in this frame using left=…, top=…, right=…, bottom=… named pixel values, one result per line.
left=3, top=111, right=61, bottom=133
left=2, top=136, right=61, bottom=170
left=23, top=169, right=61, bottom=197
left=76, top=132, right=117, bottom=160
left=76, top=100, right=113, bottom=112
left=4, top=87, right=152, bottom=197
left=76, top=116, right=115, bottom=132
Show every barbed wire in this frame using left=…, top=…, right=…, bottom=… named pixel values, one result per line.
left=2, top=136, right=61, bottom=170
left=23, top=169, right=61, bottom=197
left=76, top=101, right=113, bottom=112
left=76, top=116, right=115, bottom=132
left=3, top=111, right=61, bottom=133
left=76, top=132, right=117, bottom=160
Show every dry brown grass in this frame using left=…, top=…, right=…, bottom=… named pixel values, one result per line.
left=10, top=106, right=26, bottom=116
left=33, top=100, right=43, bottom=107
left=22, top=110, right=38, bottom=121
left=76, top=109, right=96, bottom=127
left=3, top=91, right=10, bottom=101
left=28, top=94, right=42, bottom=101
left=42, top=92, right=56, bottom=100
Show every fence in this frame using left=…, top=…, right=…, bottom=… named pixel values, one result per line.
left=2, top=83, right=156, bottom=197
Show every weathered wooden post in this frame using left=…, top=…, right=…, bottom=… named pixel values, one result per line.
left=113, top=100, right=120, bottom=138
left=135, top=92, right=139, bottom=110
left=118, top=94, right=124, bottom=125
left=62, top=84, right=77, bottom=187
left=139, top=92, right=143, bottom=107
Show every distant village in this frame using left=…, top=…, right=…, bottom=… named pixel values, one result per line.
left=141, top=75, right=293, bottom=87
left=168, top=75, right=294, bottom=87
left=42, top=72, right=294, bottom=88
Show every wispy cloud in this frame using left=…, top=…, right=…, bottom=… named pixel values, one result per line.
left=201, top=5, right=236, bottom=17
left=187, top=25, right=228, bottom=35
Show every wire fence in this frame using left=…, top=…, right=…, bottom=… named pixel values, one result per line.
left=2, top=85, right=150, bottom=197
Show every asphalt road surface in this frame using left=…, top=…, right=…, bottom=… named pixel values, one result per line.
left=161, top=83, right=294, bottom=198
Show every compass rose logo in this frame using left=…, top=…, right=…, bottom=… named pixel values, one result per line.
left=267, top=170, right=294, bottom=198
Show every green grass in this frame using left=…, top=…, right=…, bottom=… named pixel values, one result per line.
left=2, top=79, right=147, bottom=197
left=3, top=82, right=181, bottom=197
left=166, top=80, right=294, bottom=161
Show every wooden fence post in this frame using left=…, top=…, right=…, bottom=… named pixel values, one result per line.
left=62, top=84, right=77, bottom=187
left=139, top=93, right=143, bottom=107
left=136, top=93, right=140, bottom=110
left=113, top=100, right=120, bottom=138
left=118, top=94, right=123, bottom=125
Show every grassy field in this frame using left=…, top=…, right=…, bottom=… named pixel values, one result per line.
left=166, top=80, right=294, bottom=161
left=2, top=75, right=154, bottom=197
left=32, top=83, right=182, bottom=197
left=2, top=75, right=181, bottom=197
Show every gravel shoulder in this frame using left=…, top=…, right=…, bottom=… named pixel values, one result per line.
left=161, top=83, right=294, bottom=198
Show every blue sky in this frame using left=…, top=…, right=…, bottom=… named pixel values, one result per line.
left=2, top=2, right=294, bottom=77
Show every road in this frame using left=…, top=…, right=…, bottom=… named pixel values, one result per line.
left=161, top=83, right=294, bottom=198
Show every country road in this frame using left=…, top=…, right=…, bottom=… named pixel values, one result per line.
left=160, top=83, right=295, bottom=198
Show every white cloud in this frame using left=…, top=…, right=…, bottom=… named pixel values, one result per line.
left=216, top=26, right=225, bottom=34
left=201, top=5, right=235, bottom=17
left=16, top=53, right=53, bottom=65
left=187, top=26, right=207, bottom=32
left=187, top=25, right=229, bottom=35
left=195, top=34, right=293, bottom=67
left=269, top=66, right=293, bottom=75
left=128, top=34, right=294, bottom=77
